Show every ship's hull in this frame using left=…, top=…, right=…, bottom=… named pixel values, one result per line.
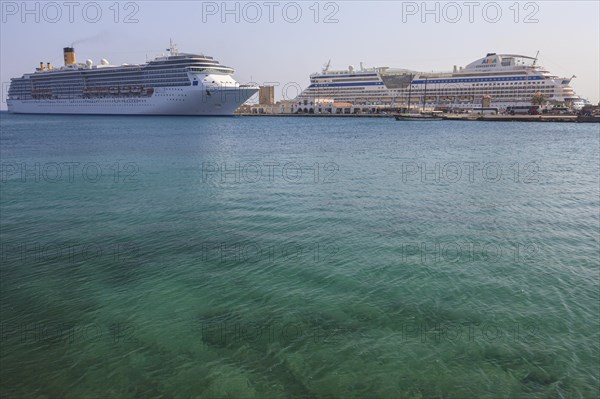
left=7, top=86, right=257, bottom=116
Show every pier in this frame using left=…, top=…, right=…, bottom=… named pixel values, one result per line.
left=441, top=114, right=579, bottom=122
left=236, top=113, right=599, bottom=122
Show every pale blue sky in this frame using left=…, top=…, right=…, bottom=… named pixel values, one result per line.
left=1, top=0, right=598, bottom=108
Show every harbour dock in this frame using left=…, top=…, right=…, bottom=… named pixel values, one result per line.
left=441, top=114, right=578, bottom=122
left=236, top=112, right=598, bottom=122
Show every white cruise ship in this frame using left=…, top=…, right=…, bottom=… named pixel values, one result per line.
left=7, top=41, right=258, bottom=115
left=296, top=53, right=580, bottom=110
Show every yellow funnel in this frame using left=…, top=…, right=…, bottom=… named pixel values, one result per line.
left=63, top=47, right=76, bottom=65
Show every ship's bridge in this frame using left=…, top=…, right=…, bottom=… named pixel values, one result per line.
left=464, top=53, right=538, bottom=71
left=149, top=53, right=235, bottom=75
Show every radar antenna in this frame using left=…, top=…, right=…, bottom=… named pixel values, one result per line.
left=167, top=38, right=179, bottom=56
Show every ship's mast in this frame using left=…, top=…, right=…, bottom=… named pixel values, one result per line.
left=167, top=38, right=179, bottom=56
left=407, top=79, right=412, bottom=112
left=422, top=77, right=428, bottom=111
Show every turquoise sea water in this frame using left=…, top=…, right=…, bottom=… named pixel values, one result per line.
left=0, top=113, right=598, bottom=398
